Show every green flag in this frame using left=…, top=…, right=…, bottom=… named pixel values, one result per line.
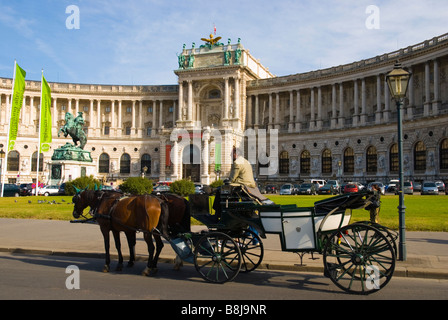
left=7, top=63, right=26, bottom=151
left=215, top=143, right=221, bottom=172
left=39, top=75, right=52, bottom=153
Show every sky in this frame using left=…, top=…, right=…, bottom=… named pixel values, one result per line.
left=0, top=0, right=447, bottom=86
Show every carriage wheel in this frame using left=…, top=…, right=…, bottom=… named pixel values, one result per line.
left=235, top=229, right=264, bottom=273
left=194, top=232, right=242, bottom=283
left=323, top=224, right=395, bottom=295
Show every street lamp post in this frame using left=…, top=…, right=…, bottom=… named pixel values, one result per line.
left=386, top=61, right=411, bottom=261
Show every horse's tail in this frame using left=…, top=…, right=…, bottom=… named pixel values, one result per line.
left=152, top=194, right=170, bottom=239
left=180, top=198, right=191, bottom=232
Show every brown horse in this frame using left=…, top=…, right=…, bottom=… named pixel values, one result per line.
left=72, top=190, right=190, bottom=275
left=72, top=190, right=169, bottom=275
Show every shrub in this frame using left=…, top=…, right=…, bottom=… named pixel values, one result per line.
left=210, top=179, right=224, bottom=188
left=170, top=179, right=195, bottom=196
left=65, top=175, right=102, bottom=195
left=119, top=177, right=153, bottom=195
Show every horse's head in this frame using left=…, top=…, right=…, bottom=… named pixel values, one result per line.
left=72, top=187, right=91, bottom=219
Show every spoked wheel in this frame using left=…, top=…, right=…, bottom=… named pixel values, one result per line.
left=194, top=232, right=242, bottom=283
left=235, top=229, right=264, bottom=273
left=323, top=223, right=396, bottom=295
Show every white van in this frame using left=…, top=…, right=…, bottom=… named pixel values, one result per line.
left=311, top=179, right=326, bottom=189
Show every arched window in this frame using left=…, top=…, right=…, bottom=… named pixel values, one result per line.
left=99, top=153, right=110, bottom=173
left=440, top=139, right=448, bottom=170
left=414, top=141, right=426, bottom=171
left=366, top=146, right=377, bottom=173
left=300, top=150, right=310, bottom=174
left=322, top=149, right=332, bottom=174
left=344, top=148, right=354, bottom=173
left=31, top=152, right=44, bottom=172
left=120, top=153, right=131, bottom=174
left=390, top=144, right=398, bottom=172
left=7, top=151, right=20, bottom=172
left=279, top=151, right=289, bottom=174
left=141, top=154, right=151, bottom=174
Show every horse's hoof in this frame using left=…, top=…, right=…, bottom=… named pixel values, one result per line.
left=102, top=265, right=110, bottom=273
left=127, top=261, right=134, bottom=268
left=142, top=267, right=158, bottom=276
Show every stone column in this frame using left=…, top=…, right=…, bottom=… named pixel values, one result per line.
left=424, top=61, right=431, bottom=116
left=138, top=100, right=143, bottom=137
left=187, top=80, right=193, bottom=122
left=117, top=100, right=122, bottom=137
left=111, top=100, right=115, bottom=136
left=177, top=81, right=183, bottom=122
left=131, top=100, right=136, bottom=136
left=289, top=91, right=294, bottom=132
left=268, top=93, right=273, bottom=129
left=52, top=97, right=57, bottom=127
left=331, top=84, right=337, bottom=128
left=159, top=100, right=163, bottom=129
left=254, top=95, right=259, bottom=128
left=376, top=75, right=382, bottom=124
left=295, top=90, right=301, bottom=132
left=360, top=78, right=367, bottom=125
left=275, top=92, right=280, bottom=129
left=224, top=77, right=229, bottom=120
left=384, top=81, right=390, bottom=122
left=407, top=67, right=414, bottom=120
left=316, top=86, right=322, bottom=130
left=353, top=80, right=359, bottom=127
left=310, top=88, right=315, bottom=130
left=433, top=59, right=440, bottom=115
left=96, top=100, right=101, bottom=136
left=338, top=83, right=344, bottom=128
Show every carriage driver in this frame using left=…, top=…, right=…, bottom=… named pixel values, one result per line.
left=212, top=146, right=264, bottom=219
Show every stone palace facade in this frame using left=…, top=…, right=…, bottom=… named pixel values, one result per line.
left=0, top=33, right=447, bottom=186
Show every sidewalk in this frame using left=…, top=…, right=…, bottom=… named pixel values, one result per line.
left=0, top=218, right=447, bottom=279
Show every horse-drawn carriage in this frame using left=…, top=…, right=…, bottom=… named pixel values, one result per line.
left=71, top=185, right=397, bottom=295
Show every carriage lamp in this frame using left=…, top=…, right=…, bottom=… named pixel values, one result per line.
left=386, top=61, right=411, bottom=262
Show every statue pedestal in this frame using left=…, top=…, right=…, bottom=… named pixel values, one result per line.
left=48, top=160, right=97, bottom=185
left=49, top=143, right=95, bottom=184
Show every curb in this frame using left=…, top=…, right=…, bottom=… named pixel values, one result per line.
left=2, top=247, right=447, bottom=280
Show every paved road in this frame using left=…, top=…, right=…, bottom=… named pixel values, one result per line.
left=0, top=252, right=447, bottom=301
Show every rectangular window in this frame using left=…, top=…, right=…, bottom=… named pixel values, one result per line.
left=104, top=126, right=110, bottom=135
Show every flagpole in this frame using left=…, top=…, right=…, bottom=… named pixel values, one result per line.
left=1, top=60, right=17, bottom=197
left=36, top=69, right=44, bottom=196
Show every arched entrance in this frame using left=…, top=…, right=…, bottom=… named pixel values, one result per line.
left=182, top=144, right=201, bottom=182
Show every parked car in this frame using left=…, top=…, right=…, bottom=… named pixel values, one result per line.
left=311, top=179, right=326, bottom=190
left=38, top=185, right=60, bottom=196
left=58, top=183, right=66, bottom=195
left=194, top=184, right=204, bottom=194
left=413, top=182, right=422, bottom=192
left=265, top=185, right=277, bottom=194
left=401, top=181, right=414, bottom=195
left=343, top=183, right=359, bottom=193
left=435, top=181, right=445, bottom=192
left=152, top=185, right=170, bottom=195
left=367, top=182, right=385, bottom=195
left=326, top=180, right=340, bottom=193
left=297, top=183, right=317, bottom=195
left=279, top=183, right=294, bottom=195
left=19, top=183, right=33, bottom=196
left=318, top=183, right=339, bottom=195
left=386, top=180, right=399, bottom=193
left=421, top=182, right=439, bottom=195
left=0, top=184, right=20, bottom=197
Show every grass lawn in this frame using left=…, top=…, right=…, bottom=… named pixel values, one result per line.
left=0, top=193, right=447, bottom=232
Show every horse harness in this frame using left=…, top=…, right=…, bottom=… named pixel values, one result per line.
left=90, top=193, right=166, bottom=237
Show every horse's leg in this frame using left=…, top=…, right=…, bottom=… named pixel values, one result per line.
left=173, top=254, right=183, bottom=271
left=142, top=232, right=156, bottom=276
left=100, top=225, right=111, bottom=272
left=125, top=231, right=136, bottom=267
left=150, top=234, right=164, bottom=271
left=112, top=230, right=123, bottom=271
